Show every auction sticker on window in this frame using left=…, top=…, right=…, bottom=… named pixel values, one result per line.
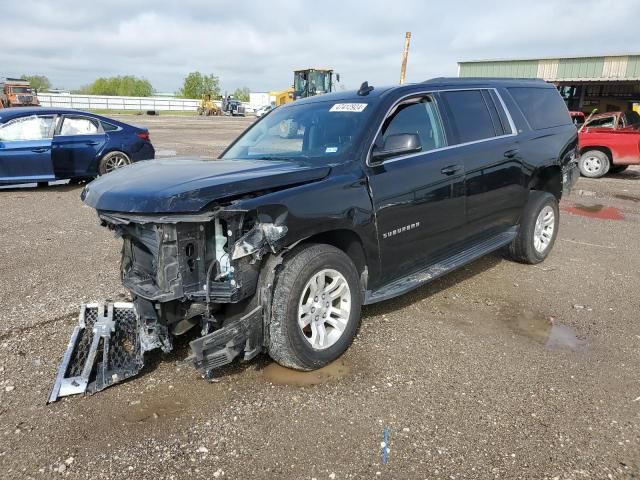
left=329, top=103, right=368, bottom=113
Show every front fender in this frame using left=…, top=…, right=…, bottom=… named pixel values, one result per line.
left=228, top=167, right=380, bottom=282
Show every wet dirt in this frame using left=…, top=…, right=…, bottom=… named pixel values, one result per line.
left=1, top=118, right=638, bottom=479
left=561, top=203, right=625, bottom=220
left=614, top=193, right=640, bottom=203
left=123, top=395, right=187, bottom=423
left=260, top=359, right=351, bottom=385
left=503, top=309, right=586, bottom=351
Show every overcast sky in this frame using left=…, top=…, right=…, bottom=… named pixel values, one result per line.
left=1, top=0, right=638, bottom=94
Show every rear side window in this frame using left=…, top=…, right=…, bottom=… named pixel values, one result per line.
left=440, top=90, right=497, bottom=144
left=508, top=87, right=571, bottom=130
left=59, top=117, right=100, bottom=136
left=585, top=115, right=617, bottom=129
left=101, top=121, right=120, bottom=132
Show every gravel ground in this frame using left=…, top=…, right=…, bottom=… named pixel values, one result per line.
left=0, top=114, right=639, bottom=479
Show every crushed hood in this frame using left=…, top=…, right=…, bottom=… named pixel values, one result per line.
left=81, top=158, right=330, bottom=213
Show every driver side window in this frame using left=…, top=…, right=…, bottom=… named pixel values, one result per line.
left=0, top=115, right=55, bottom=141
left=379, top=98, right=446, bottom=153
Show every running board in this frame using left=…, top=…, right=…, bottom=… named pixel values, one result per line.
left=364, top=228, right=517, bottom=304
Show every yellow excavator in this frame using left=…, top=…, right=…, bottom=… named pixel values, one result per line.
left=269, top=68, right=339, bottom=107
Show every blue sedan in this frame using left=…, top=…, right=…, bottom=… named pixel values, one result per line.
left=0, top=107, right=154, bottom=185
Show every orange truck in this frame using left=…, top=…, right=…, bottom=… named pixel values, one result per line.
left=0, top=78, right=40, bottom=108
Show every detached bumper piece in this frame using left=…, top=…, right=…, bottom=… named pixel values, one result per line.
left=48, top=303, right=144, bottom=403
left=188, top=306, right=262, bottom=376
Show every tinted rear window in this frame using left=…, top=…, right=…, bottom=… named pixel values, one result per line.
left=101, top=121, right=119, bottom=132
left=508, top=87, right=571, bottom=130
left=441, top=90, right=497, bottom=144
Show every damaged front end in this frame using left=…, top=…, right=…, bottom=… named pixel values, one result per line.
left=50, top=208, right=287, bottom=402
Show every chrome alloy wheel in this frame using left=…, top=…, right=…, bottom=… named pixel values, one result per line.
left=582, top=155, right=603, bottom=175
left=297, top=269, right=352, bottom=350
left=103, top=153, right=131, bottom=173
left=533, top=205, right=555, bottom=253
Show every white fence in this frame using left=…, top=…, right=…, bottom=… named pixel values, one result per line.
left=38, top=93, right=200, bottom=112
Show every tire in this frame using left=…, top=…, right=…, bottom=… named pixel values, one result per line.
left=507, top=191, right=559, bottom=264
left=98, top=151, right=131, bottom=175
left=609, top=165, right=629, bottom=174
left=268, top=244, right=362, bottom=371
left=579, top=150, right=610, bottom=178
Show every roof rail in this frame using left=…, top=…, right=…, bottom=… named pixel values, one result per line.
left=422, top=77, right=546, bottom=83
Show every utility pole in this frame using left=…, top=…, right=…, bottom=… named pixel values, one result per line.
left=399, top=32, right=411, bottom=85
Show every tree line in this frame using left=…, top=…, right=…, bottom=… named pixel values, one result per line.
left=18, top=73, right=251, bottom=101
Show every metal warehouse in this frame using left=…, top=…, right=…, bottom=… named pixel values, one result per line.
left=458, top=54, right=640, bottom=114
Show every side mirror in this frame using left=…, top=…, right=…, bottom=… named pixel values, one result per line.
left=336, top=73, right=341, bottom=83
left=371, top=133, right=422, bottom=163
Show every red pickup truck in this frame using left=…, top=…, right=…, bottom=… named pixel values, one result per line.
left=577, top=110, right=640, bottom=177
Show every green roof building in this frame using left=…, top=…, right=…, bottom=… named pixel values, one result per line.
left=458, top=54, right=640, bottom=114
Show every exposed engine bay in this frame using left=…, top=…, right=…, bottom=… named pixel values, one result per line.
left=49, top=209, right=288, bottom=402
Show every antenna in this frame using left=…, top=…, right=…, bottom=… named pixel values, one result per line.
left=358, top=81, right=374, bottom=96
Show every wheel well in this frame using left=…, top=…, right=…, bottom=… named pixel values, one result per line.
left=530, top=166, right=562, bottom=200
left=579, top=146, right=612, bottom=161
left=301, top=230, right=367, bottom=275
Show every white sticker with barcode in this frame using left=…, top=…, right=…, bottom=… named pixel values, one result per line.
left=329, top=103, right=368, bottom=113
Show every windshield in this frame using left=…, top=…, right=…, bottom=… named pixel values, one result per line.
left=11, top=87, right=32, bottom=94
left=222, top=100, right=373, bottom=163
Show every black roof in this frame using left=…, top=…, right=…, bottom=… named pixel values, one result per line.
left=285, top=77, right=552, bottom=107
left=421, top=77, right=551, bottom=88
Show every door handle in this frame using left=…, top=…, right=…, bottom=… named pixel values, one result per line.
left=31, top=148, right=48, bottom=153
left=85, top=141, right=100, bottom=146
left=504, top=148, right=519, bottom=158
left=441, top=165, right=462, bottom=176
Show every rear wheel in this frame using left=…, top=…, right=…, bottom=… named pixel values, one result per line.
left=507, top=191, right=559, bottom=264
left=609, top=165, right=629, bottom=174
left=98, top=151, right=131, bottom=175
left=579, top=150, right=610, bottom=178
left=268, top=244, right=362, bottom=370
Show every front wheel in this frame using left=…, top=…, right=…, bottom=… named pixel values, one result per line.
left=98, top=151, right=131, bottom=175
left=268, top=244, right=362, bottom=371
left=507, top=191, right=559, bottom=264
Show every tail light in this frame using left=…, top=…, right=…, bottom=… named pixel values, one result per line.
left=136, top=131, right=150, bottom=141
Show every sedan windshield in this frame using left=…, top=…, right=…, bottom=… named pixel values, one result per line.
left=222, top=100, right=373, bottom=163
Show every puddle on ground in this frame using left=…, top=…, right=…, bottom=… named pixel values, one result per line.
left=261, top=359, right=350, bottom=386
left=505, top=309, right=586, bottom=351
left=123, top=396, right=186, bottom=423
left=614, top=193, right=640, bottom=203
left=562, top=203, right=624, bottom=220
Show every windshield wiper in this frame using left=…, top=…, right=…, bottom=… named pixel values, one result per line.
left=252, top=156, right=306, bottom=161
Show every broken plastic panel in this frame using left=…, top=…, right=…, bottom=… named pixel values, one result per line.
left=48, top=303, right=147, bottom=403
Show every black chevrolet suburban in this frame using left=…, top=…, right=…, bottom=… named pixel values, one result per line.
left=50, top=78, right=579, bottom=400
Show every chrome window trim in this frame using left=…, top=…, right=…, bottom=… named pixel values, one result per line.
left=366, top=87, right=518, bottom=167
